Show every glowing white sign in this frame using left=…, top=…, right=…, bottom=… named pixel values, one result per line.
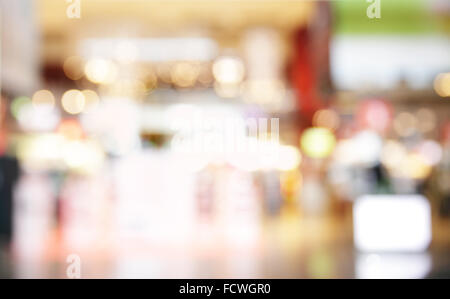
left=353, top=194, right=431, bottom=252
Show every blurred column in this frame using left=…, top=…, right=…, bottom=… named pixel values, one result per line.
left=0, top=0, right=40, bottom=96
left=13, top=172, right=55, bottom=277
left=290, top=2, right=332, bottom=126
left=242, top=28, right=285, bottom=110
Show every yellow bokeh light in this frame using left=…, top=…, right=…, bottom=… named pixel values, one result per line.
left=381, top=140, right=406, bottom=169
left=300, top=127, right=336, bottom=159
left=213, top=56, right=245, bottom=85
left=62, top=90, right=85, bottom=115
left=171, top=62, right=199, bottom=88
left=434, top=73, right=450, bottom=97
left=63, top=56, right=85, bottom=81
left=401, top=153, right=432, bottom=180
left=197, top=63, right=213, bottom=86
left=62, top=140, right=105, bottom=174
left=81, top=90, right=100, bottom=113
left=32, top=90, right=55, bottom=109
left=85, top=59, right=118, bottom=84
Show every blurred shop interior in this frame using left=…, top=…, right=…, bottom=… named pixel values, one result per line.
left=0, top=0, right=450, bottom=278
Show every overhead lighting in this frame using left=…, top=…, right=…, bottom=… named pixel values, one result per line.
left=81, top=38, right=218, bottom=62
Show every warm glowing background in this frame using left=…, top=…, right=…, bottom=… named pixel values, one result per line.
left=0, top=0, right=449, bottom=278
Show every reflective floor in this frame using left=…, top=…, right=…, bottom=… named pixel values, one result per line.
left=2, top=215, right=449, bottom=279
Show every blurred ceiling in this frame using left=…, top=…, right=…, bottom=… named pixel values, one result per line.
left=36, top=0, right=315, bottom=63
left=37, top=0, right=315, bottom=35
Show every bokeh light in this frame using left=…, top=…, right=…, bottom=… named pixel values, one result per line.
left=63, top=56, right=85, bottom=81
left=416, top=140, right=443, bottom=166
left=171, top=62, right=199, bottom=88
left=416, top=108, right=436, bottom=134
left=434, top=73, right=450, bottom=97
left=357, top=100, right=392, bottom=133
left=394, top=112, right=418, bottom=137
left=85, top=59, right=118, bottom=84
left=2, top=0, right=450, bottom=280
left=300, top=127, right=336, bottom=159
left=81, top=90, right=100, bottom=113
left=213, top=56, right=245, bottom=85
left=62, top=90, right=85, bottom=115
left=31, top=90, right=55, bottom=109
left=381, top=140, right=407, bottom=169
left=313, top=109, right=340, bottom=131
